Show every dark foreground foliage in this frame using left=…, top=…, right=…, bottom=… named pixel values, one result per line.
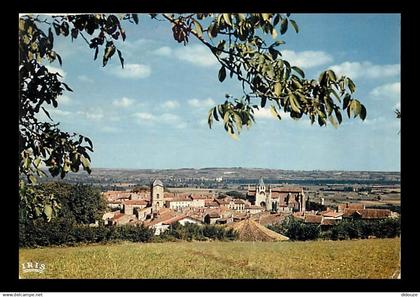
left=268, top=216, right=401, bottom=241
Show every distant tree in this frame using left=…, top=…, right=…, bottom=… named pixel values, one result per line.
left=19, top=13, right=367, bottom=220
left=225, top=190, right=246, bottom=199
left=269, top=216, right=320, bottom=241
left=20, top=182, right=107, bottom=223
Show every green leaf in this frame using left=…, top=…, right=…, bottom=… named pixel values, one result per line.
left=29, top=175, right=37, bottom=184
left=56, top=53, right=62, bottom=66
left=350, top=99, right=362, bottom=118
left=270, top=105, right=281, bottom=120
left=218, top=66, right=226, bottom=82
left=329, top=115, right=338, bottom=128
left=261, top=97, right=267, bottom=108
left=343, top=94, right=351, bottom=109
left=94, top=47, right=99, bottom=61
left=132, top=14, right=139, bottom=24
left=274, top=82, right=282, bottom=97
left=261, top=13, right=270, bottom=21
left=193, top=19, right=203, bottom=38
left=81, top=155, right=90, bottom=169
left=291, top=66, right=305, bottom=78
left=223, top=13, right=232, bottom=26
left=48, top=28, right=54, bottom=46
left=208, top=109, right=213, bottom=128
left=62, top=82, right=73, bottom=92
left=327, top=70, right=337, bottom=82
left=280, top=18, right=288, bottom=34
left=347, top=77, right=356, bottom=93
left=360, top=104, right=367, bottom=120
left=212, top=106, right=219, bottom=121
left=289, top=93, right=301, bottom=113
left=334, top=108, right=342, bottom=124
left=290, top=19, right=299, bottom=33
left=117, top=49, right=124, bottom=68
left=42, top=107, right=53, bottom=121
left=44, top=204, right=53, bottom=221
left=273, top=14, right=280, bottom=26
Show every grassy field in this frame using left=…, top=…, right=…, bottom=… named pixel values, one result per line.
left=19, top=237, right=400, bottom=279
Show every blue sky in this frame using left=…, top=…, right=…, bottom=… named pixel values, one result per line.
left=37, top=13, right=401, bottom=171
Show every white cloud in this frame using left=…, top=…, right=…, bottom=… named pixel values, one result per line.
left=109, top=64, right=151, bottom=79
left=57, top=95, right=71, bottom=105
left=154, top=46, right=172, bottom=57
left=77, top=75, right=94, bottom=83
left=161, top=100, right=180, bottom=109
left=174, top=45, right=218, bottom=67
left=132, top=112, right=187, bottom=129
left=78, top=110, right=104, bottom=121
left=46, top=65, right=66, bottom=78
left=133, top=112, right=155, bottom=121
left=253, top=107, right=288, bottom=120
left=101, top=126, right=121, bottom=133
left=370, top=82, right=400, bottom=101
left=329, top=61, right=400, bottom=79
left=281, top=50, right=333, bottom=68
left=188, top=98, right=215, bottom=108
left=113, top=97, right=135, bottom=108
left=50, top=108, right=71, bottom=117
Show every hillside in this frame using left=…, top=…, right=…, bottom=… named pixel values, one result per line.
left=19, top=238, right=400, bottom=279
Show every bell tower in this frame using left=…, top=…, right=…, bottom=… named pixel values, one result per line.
left=255, top=177, right=267, bottom=209
left=151, top=179, right=164, bottom=211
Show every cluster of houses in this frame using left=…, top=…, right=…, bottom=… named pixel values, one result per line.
left=101, top=178, right=398, bottom=235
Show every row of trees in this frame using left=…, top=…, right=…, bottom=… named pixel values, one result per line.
left=20, top=219, right=154, bottom=247
left=268, top=216, right=401, bottom=241
left=158, top=222, right=238, bottom=242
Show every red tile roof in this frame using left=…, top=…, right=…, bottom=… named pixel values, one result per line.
left=304, top=214, right=323, bottom=224
left=123, top=200, right=149, bottom=205
left=343, top=208, right=391, bottom=219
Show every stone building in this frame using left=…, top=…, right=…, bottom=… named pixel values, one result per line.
left=246, top=177, right=306, bottom=213
left=151, top=179, right=165, bottom=211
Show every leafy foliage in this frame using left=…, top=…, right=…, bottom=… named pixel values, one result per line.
left=19, top=182, right=107, bottom=225
left=269, top=216, right=400, bottom=241
left=269, top=216, right=320, bottom=241
left=159, top=222, right=238, bottom=241
left=159, top=13, right=367, bottom=138
left=20, top=219, right=154, bottom=247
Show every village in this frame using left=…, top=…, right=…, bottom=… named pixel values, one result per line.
left=101, top=178, right=399, bottom=236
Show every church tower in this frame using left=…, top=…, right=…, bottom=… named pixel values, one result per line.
left=151, top=179, right=164, bottom=211
left=255, top=177, right=267, bottom=209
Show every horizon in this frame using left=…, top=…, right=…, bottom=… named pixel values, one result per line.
left=81, top=166, right=401, bottom=173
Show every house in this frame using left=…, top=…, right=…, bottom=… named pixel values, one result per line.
left=337, top=203, right=365, bottom=212
left=229, top=199, right=246, bottom=212
left=304, top=214, right=323, bottom=224
left=245, top=205, right=264, bottom=215
left=320, top=210, right=343, bottom=221
left=167, top=196, right=193, bottom=210
left=204, top=212, right=220, bottom=224
left=122, top=199, right=149, bottom=215
left=342, top=208, right=391, bottom=220
left=146, top=213, right=203, bottom=235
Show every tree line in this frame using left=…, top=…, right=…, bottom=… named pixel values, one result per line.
left=268, top=216, right=401, bottom=241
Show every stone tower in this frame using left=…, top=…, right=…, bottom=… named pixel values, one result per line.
left=255, top=177, right=267, bottom=208
left=151, top=179, right=164, bottom=211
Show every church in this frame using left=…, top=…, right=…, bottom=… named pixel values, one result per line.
left=246, top=177, right=306, bottom=213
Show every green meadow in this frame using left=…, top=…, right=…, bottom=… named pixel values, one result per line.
left=19, top=237, right=400, bottom=279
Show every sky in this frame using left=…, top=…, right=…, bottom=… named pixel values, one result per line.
left=35, top=13, right=401, bottom=171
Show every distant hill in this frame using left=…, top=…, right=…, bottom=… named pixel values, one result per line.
left=37, top=167, right=400, bottom=187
